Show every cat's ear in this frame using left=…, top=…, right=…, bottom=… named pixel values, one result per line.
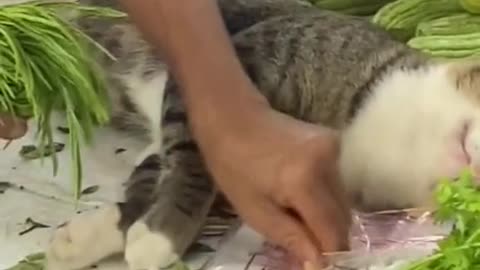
left=446, top=60, right=480, bottom=100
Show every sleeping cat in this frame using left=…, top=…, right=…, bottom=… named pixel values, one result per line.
left=46, top=0, right=480, bottom=269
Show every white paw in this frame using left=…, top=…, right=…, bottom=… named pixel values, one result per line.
left=135, top=141, right=161, bottom=166
left=125, top=221, right=178, bottom=270
left=46, top=205, right=125, bottom=270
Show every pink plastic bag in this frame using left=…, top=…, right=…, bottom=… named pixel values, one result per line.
left=207, top=210, right=452, bottom=270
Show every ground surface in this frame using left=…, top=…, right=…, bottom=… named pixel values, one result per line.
left=0, top=113, right=233, bottom=270
left=0, top=112, right=142, bottom=269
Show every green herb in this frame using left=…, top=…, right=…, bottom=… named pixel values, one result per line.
left=6, top=252, right=45, bottom=270
left=0, top=0, right=126, bottom=199
left=403, top=169, right=480, bottom=270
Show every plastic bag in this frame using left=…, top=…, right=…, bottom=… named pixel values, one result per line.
left=206, top=210, right=452, bottom=270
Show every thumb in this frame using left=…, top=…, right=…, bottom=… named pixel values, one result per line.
left=240, top=198, right=324, bottom=266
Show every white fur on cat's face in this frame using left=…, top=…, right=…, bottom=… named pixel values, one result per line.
left=340, top=62, right=480, bottom=211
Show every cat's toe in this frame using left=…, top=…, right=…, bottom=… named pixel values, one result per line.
left=125, top=221, right=179, bottom=270
left=46, top=205, right=125, bottom=270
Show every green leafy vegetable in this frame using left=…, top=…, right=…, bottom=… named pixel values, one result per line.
left=6, top=252, right=45, bottom=270
left=460, top=0, right=480, bottom=14
left=0, top=0, right=126, bottom=199
left=404, top=169, right=480, bottom=270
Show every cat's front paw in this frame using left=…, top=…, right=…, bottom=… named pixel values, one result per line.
left=46, top=205, right=125, bottom=270
left=125, top=221, right=178, bottom=270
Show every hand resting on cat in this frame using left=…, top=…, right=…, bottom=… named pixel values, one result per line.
left=121, top=0, right=351, bottom=265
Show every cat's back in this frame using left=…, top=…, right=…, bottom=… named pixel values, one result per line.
left=233, top=10, right=428, bottom=128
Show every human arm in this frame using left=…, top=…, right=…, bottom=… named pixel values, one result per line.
left=120, top=0, right=352, bottom=265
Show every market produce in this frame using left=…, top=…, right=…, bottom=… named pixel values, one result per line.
left=406, top=12, right=480, bottom=58
left=0, top=0, right=125, bottom=198
left=460, top=0, right=480, bottom=14
left=372, top=0, right=464, bottom=40
left=403, top=169, right=480, bottom=270
left=6, top=252, right=45, bottom=270
left=408, top=33, right=480, bottom=58
left=316, top=0, right=480, bottom=51
left=415, top=13, right=480, bottom=36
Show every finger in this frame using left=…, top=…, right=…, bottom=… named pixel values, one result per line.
left=315, top=139, right=352, bottom=226
left=294, top=185, right=351, bottom=253
left=238, top=197, right=323, bottom=265
left=323, top=165, right=353, bottom=228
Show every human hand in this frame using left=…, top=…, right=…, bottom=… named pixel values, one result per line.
left=122, top=0, right=351, bottom=263
left=192, top=100, right=352, bottom=267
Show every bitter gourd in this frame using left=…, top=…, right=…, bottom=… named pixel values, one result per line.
left=372, top=0, right=463, bottom=40
left=408, top=32, right=480, bottom=58
left=416, top=13, right=480, bottom=36
left=460, top=0, right=480, bottom=14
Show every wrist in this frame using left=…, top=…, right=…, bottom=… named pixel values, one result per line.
left=188, top=92, right=271, bottom=152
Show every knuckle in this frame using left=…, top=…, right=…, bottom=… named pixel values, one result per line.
left=280, top=231, right=303, bottom=252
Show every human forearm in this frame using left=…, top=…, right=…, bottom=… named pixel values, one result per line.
left=120, top=1, right=269, bottom=133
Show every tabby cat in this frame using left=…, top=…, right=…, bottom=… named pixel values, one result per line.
left=46, top=0, right=480, bottom=269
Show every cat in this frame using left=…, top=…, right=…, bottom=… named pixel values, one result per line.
left=46, top=0, right=480, bottom=269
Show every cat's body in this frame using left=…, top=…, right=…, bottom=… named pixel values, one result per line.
left=46, top=1, right=480, bottom=269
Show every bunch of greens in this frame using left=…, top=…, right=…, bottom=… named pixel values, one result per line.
left=404, top=169, right=480, bottom=270
left=6, top=252, right=45, bottom=270
left=0, top=0, right=125, bottom=198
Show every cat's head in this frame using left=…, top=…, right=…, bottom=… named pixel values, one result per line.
left=339, top=59, right=480, bottom=212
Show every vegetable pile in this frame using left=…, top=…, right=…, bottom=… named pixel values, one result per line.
left=402, top=169, right=480, bottom=270
left=0, top=0, right=125, bottom=198
left=310, top=0, right=480, bottom=59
